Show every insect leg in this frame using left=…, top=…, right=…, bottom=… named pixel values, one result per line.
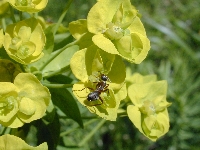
left=73, top=87, right=94, bottom=98
left=73, top=87, right=94, bottom=92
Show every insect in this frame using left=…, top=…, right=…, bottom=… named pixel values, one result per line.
left=74, top=73, right=110, bottom=106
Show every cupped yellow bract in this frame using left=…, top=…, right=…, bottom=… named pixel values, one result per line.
left=8, top=0, right=48, bottom=13
left=69, top=0, right=150, bottom=64
left=87, top=0, right=150, bottom=64
left=0, top=0, right=9, bottom=16
left=0, top=73, right=50, bottom=128
left=70, top=46, right=127, bottom=121
left=127, top=73, right=171, bottom=141
left=3, top=17, right=46, bottom=64
left=0, top=134, right=48, bottom=149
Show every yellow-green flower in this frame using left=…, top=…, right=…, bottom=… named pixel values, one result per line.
left=69, top=0, right=150, bottom=64
left=0, top=73, right=50, bottom=128
left=126, top=71, right=157, bottom=86
left=0, top=0, right=9, bottom=16
left=8, top=0, right=48, bottom=13
left=0, top=59, right=22, bottom=82
left=127, top=74, right=171, bottom=141
left=3, top=17, right=46, bottom=64
left=0, top=134, right=48, bottom=149
left=87, top=0, right=150, bottom=64
left=70, top=45, right=127, bottom=121
left=0, top=29, right=3, bottom=48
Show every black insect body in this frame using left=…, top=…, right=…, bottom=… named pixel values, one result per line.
left=100, top=74, right=109, bottom=82
left=87, top=76, right=109, bottom=105
left=87, top=91, right=100, bottom=101
left=74, top=73, right=110, bottom=106
left=86, top=73, right=110, bottom=106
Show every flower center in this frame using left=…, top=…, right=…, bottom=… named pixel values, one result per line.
left=15, top=0, right=32, bottom=6
left=104, top=22, right=124, bottom=40
left=140, top=101, right=156, bottom=116
left=0, top=96, right=16, bottom=115
left=15, top=41, right=36, bottom=59
left=17, top=45, right=29, bottom=58
left=113, top=25, right=123, bottom=33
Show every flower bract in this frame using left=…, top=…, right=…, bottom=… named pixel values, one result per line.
left=0, top=0, right=9, bottom=16
left=127, top=74, right=171, bottom=141
left=87, top=0, right=150, bottom=63
left=70, top=46, right=127, bottom=121
left=8, top=0, right=48, bottom=13
left=0, top=73, right=50, bottom=128
left=69, top=0, right=150, bottom=64
left=3, top=17, right=46, bottom=64
left=0, top=134, right=48, bottom=149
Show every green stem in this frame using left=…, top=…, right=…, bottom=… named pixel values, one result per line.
left=0, top=127, right=7, bottom=136
left=43, top=65, right=71, bottom=78
left=42, top=83, right=74, bottom=88
left=117, top=111, right=128, bottom=117
left=1, top=18, right=6, bottom=31
left=19, top=11, right=23, bottom=21
left=39, top=39, right=78, bottom=71
left=0, top=127, right=11, bottom=135
left=59, top=115, right=98, bottom=119
left=32, top=12, right=38, bottom=18
left=60, top=119, right=98, bottom=137
left=53, top=0, right=74, bottom=35
left=78, top=119, right=106, bottom=147
left=9, top=5, right=16, bottom=23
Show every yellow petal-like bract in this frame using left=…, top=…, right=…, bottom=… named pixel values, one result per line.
left=0, top=73, right=50, bottom=128
left=0, top=134, right=48, bottom=149
left=127, top=73, right=171, bottom=141
left=3, top=17, right=46, bottom=64
left=8, top=0, right=48, bottom=13
left=70, top=46, right=126, bottom=121
left=87, top=0, right=150, bottom=63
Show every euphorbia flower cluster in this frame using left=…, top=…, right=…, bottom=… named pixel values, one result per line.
left=71, top=45, right=127, bottom=121
left=3, top=17, right=46, bottom=64
left=68, top=0, right=170, bottom=141
left=69, top=0, right=150, bottom=119
left=126, top=73, right=171, bottom=141
left=70, top=0, right=150, bottom=64
left=0, top=0, right=50, bottom=147
left=0, top=134, right=48, bottom=149
left=0, top=0, right=171, bottom=146
left=8, top=0, right=48, bottom=13
left=0, top=73, right=50, bottom=128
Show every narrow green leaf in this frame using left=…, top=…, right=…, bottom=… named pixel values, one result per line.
left=36, top=112, right=60, bottom=150
left=0, top=47, right=10, bottom=60
left=50, top=88, right=83, bottom=128
left=47, top=74, right=73, bottom=84
left=54, top=33, right=73, bottom=50
left=44, top=26, right=55, bottom=54
left=42, top=45, right=79, bottom=74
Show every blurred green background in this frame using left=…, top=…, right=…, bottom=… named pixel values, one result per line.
left=40, top=0, right=200, bottom=149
